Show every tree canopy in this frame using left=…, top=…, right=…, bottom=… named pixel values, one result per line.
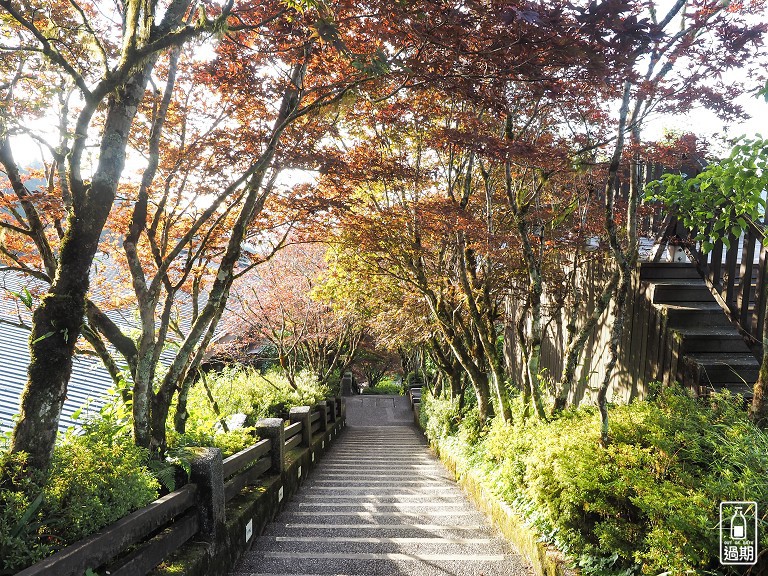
left=1, top=0, right=766, bottom=473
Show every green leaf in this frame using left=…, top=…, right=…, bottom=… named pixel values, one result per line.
left=31, top=331, right=55, bottom=345
left=10, top=493, right=44, bottom=539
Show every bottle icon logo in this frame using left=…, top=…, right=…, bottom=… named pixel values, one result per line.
left=720, top=501, right=758, bottom=565
left=731, top=507, right=747, bottom=540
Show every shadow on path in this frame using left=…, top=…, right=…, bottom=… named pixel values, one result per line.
left=232, top=395, right=533, bottom=576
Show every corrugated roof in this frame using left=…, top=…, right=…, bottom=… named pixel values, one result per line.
left=0, top=319, right=116, bottom=433
left=0, top=248, right=228, bottom=435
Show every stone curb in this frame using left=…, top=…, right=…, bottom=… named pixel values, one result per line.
left=432, top=442, right=576, bottom=576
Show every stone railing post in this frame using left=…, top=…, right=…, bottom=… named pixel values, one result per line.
left=325, top=398, right=336, bottom=423
left=341, top=372, right=354, bottom=396
left=256, top=418, right=285, bottom=474
left=317, top=403, right=328, bottom=432
left=190, top=448, right=225, bottom=542
left=289, top=406, right=312, bottom=447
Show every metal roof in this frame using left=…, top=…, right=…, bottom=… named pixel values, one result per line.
left=0, top=266, right=199, bottom=435
left=0, top=237, right=236, bottom=435
left=0, top=319, right=117, bottom=434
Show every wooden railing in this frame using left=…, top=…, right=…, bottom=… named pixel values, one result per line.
left=655, top=213, right=768, bottom=347
left=15, top=397, right=346, bottom=576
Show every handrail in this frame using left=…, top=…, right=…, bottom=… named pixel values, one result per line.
left=14, top=396, right=346, bottom=576
left=14, top=484, right=197, bottom=576
left=284, top=421, right=302, bottom=440
left=222, top=438, right=271, bottom=478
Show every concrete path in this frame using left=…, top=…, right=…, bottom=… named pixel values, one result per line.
left=232, top=395, right=533, bottom=576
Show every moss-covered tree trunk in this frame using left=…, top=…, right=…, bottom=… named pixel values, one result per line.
left=553, top=268, right=620, bottom=413
left=455, top=234, right=512, bottom=422
left=751, top=295, right=768, bottom=426
left=10, top=66, right=153, bottom=471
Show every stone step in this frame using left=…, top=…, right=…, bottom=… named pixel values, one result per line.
left=277, top=510, right=487, bottom=522
left=248, top=537, right=511, bottom=555
left=263, top=523, right=492, bottom=539
left=235, top=554, right=526, bottom=576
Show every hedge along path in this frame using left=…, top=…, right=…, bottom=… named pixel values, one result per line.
left=232, top=395, right=533, bottom=576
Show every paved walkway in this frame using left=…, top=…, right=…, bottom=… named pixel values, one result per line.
left=232, top=395, right=533, bottom=576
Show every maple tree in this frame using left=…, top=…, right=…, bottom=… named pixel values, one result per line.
left=224, top=241, right=364, bottom=389
left=0, top=0, right=398, bottom=467
left=0, top=0, right=238, bottom=470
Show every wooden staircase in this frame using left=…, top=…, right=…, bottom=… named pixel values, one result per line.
left=640, top=262, right=758, bottom=398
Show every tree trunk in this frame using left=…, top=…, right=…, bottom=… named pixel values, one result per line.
left=10, top=67, right=153, bottom=472
left=597, top=271, right=629, bottom=446
left=750, top=296, right=768, bottom=426
left=553, top=267, right=620, bottom=414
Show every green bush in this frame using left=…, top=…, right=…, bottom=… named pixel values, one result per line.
left=167, top=426, right=257, bottom=459
left=0, top=409, right=160, bottom=573
left=44, top=426, right=160, bottom=544
left=420, top=392, right=462, bottom=442
left=361, top=380, right=402, bottom=395
left=422, top=385, right=768, bottom=575
left=0, top=452, right=50, bottom=574
left=174, top=366, right=330, bottom=455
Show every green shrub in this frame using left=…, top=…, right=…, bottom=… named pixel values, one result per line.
left=0, top=407, right=160, bottom=573
left=167, top=426, right=257, bottom=458
left=421, top=385, right=768, bottom=575
left=181, top=366, right=329, bottom=428
left=43, top=427, right=160, bottom=544
left=0, top=452, right=50, bottom=574
left=420, top=392, right=461, bottom=442
left=361, top=380, right=402, bottom=395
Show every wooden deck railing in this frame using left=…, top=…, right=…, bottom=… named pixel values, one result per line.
left=15, top=397, right=346, bottom=576
left=655, top=213, right=768, bottom=347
